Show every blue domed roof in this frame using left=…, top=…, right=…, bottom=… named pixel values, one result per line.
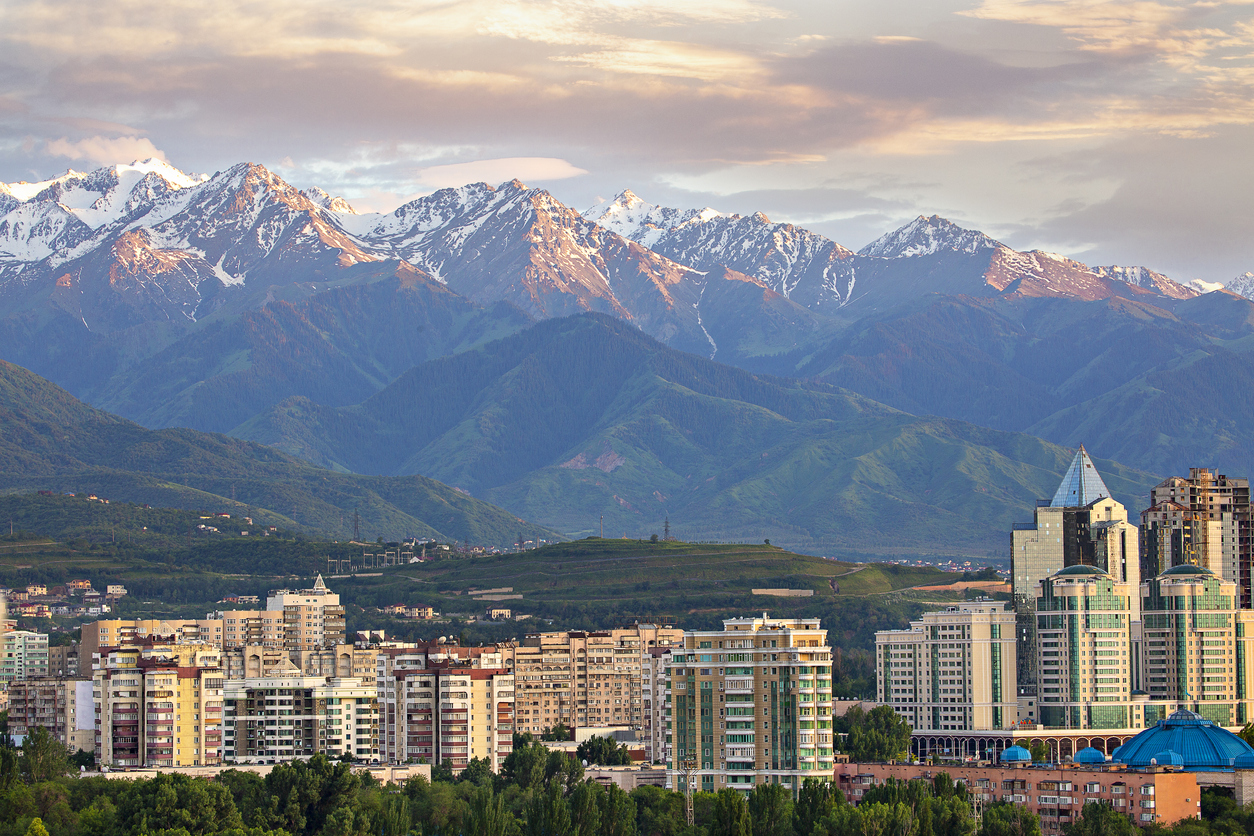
left=1001, top=745, right=1032, bottom=763
left=1073, top=747, right=1107, bottom=764
left=1114, top=709, right=1254, bottom=770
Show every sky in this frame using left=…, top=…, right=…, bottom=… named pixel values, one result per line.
left=0, top=0, right=1251, bottom=282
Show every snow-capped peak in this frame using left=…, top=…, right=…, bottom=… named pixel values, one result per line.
left=302, top=187, right=357, bottom=214
left=4, top=169, right=89, bottom=202
left=583, top=189, right=723, bottom=246
left=858, top=215, right=1001, bottom=258
left=1219, top=271, right=1254, bottom=300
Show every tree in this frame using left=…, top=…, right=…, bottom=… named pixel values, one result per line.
left=748, top=783, right=794, bottom=836
left=979, top=803, right=1041, bottom=836
left=377, top=794, right=412, bottom=836
left=1062, top=803, right=1137, bottom=836
left=21, top=727, right=69, bottom=783
left=576, top=736, right=631, bottom=766
left=1239, top=724, right=1254, bottom=748
left=569, top=782, right=603, bottom=836
left=841, top=706, right=912, bottom=762
left=542, top=724, right=573, bottom=742
left=466, top=785, right=510, bottom=836
left=431, top=759, right=457, bottom=784
left=116, top=772, right=243, bottom=836
left=24, top=819, right=49, bottom=836
left=599, top=783, right=636, bottom=836
left=525, top=783, right=572, bottom=836
left=460, top=757, right=494, bottom=786
left=631, top=785, right=685, bottom=836
left=1029, top=742, right=1049, bottom=764
left=796, top=779, right=845, bottom=836
left=710, top=789, right=752, bottom=836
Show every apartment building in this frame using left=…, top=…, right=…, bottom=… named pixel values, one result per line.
left=266, top=575, right=346, bottom=650
left=834, top=763, right=1198, bottom=830
left=504, top=624, right=682, bottom=735
left=94, top=641, right=225, bottom=768
left=1, top=630, right=49, bottom=684
left=5, top=676, right=95, bottom=752
left=80, top=619, right=222, bottom=676
left=1036, top=565, right=1136, bottom=730
left=643, top=646, right=673, bottom=763
left=222, top=644, right=378, bottom=680
left=875, top=600, right=1018, bottom=733
left=221, top=663, right=379, bottom=763
left=1138, top=564, right=1254, bottom=726
left=1141, top=468, right=1252, bottom=606
left=668, top=615, right=835, bottom=794
left=377, top=654, right=513, bottom=770
left=48, top=642, right=80, bottom=677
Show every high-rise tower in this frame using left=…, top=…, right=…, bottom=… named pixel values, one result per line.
left=1141, top=468, right=1252, bottom=608
left=1011, top=447, right=1139, bottom=694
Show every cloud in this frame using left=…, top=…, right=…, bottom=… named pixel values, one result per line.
left=414, top=157, right=589, bottom=189
left=44, top=135, right=166, bottom=165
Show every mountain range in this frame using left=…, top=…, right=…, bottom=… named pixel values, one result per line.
left=2, top=158, right=1252, bottom=553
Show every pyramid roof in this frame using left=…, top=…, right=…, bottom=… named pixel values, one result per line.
left=1050, top=446, right=1112, bottom=508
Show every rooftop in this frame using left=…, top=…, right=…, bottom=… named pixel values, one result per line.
left=1050, top=446, right=1112, bottom=508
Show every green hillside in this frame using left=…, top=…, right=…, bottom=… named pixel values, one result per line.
left=237, top=313, right=1161, bottom=556
left=0, top=361, right=560, bottom=548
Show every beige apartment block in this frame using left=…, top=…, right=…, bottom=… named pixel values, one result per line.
left=668, top=615, right=835, bottom=794
left=876, top=599, right=1018, bottom=734
left=81, top=619, right=223, bottom=676
left=6, top=676, right=95, bottom=752
left=504, top=624, right=683, bottom=736
left=222, top=663, right=379, bottom=763
left=94, top=641, right=225, bottom=768
left=222, top=644, right=378, bottom=680
left=377, top=655, right=514, bottom=770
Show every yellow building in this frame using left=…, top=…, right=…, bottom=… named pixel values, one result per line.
left=94, top=641, right=225, bottom=768
left=876, top=599, right=1018, bottom=734
left=668, top=615, right=834, bottom=794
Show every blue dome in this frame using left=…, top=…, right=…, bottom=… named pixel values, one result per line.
left=1001, top=745, right=1032, bottom=763
left=1073, top=747, right=1107, bottom=764
left=1115, top=709, right=1254, bottom=770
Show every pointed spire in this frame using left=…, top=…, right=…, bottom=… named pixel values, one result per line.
left=1050, top=445, right=1112, bottom=507
left=313, top=573, right=327, bottom=591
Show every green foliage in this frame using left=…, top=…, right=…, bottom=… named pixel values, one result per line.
left=466, top=785, right=510, bottom=836
left=459, top=757, right=494, bottom=787
left=747, top=783, right=793, bottom=836
left=796, top=779, right=845, bottom=836
left=1062, top=802, right=1137, bottom=836
left=541, top=724, right=573, bottom=742
left=20, top=729, right=68, bottom=784
left=1029, top=742, right=1049, bottom=764
left=979, top=803, right=1041, bottom=836
left=23, top=820, right=49, bottom=836
left=710, top=789, right=752, bottom=836
left=838, top=705, right=913, bottom=762
left=575, top=736, right=631, bottom=766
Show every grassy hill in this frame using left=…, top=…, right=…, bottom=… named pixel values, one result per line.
left=0, top=362, right=561, bottom=548
left=236, top=313, right=1161, bottom=556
